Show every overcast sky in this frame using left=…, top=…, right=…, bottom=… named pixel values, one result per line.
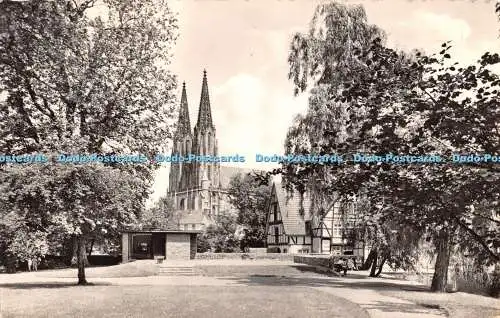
left=149, top=0, right=499, bottom=203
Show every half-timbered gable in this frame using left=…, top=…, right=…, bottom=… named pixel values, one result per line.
left=266, top=182, right=313, bottom=253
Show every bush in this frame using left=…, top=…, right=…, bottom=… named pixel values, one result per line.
left=87, top=255, right=121, bottom=266
left=197, top=234, right=211, bottom=253
left=196, top=214, right=240, bottom=253
left=456, top=267, right=499, bottom=297
left=488, top=267, right=500, bottom=298
left=267, top=247, right=281, bottom=253
left=40, top=258, right=67, bottom=270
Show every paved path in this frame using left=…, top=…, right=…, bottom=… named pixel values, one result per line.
left=314, top=280, right=446, bottom=318
left=0, top=263, right=453, bottom=318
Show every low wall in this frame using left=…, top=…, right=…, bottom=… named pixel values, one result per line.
left=248, top=248, right=267, bottom=254
left=293, top=254, right=332, bottom=268
left=195, top=253, right=294, bottom=261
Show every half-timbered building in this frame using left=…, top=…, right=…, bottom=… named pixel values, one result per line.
left=265, top=182, right=367, bottom=258
left=315, top=200, right=366, bottom=257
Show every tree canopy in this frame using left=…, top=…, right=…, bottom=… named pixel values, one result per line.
left=0, top=0, right=178, bottom=284
left=227, top=172, right=272, bottom=248
left=279, top=1, right=500, bottom=292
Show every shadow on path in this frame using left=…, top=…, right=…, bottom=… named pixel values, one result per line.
left=0, top=282, right=112, bottom=289
left=362, top=301, right=446, bottom=316
left=225, top=273, right=428, bottom=292
left=221, top=273, right=446, bottom=317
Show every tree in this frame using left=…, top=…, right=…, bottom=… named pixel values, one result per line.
left=288, top=2, right=385, bottom=96
left=0, top=0, right=178, bottom=284
left=354, top=196, right=422, bottom=277
left=0, top=207, right=49, bottom=271
left=283, top=2, right=388, bottom=209
left=197, top=214, right=240, bottom=253
left=496, top=1, right=500, bottom=36
left=337, top=41, right=500, bottom=291
left=139, top=196, right=179, bottom=230
left=0, top=163, right=145, bottom=282
left=279, top=1, right=499, bottom=292
left=227, top=172, right=271, bottom=249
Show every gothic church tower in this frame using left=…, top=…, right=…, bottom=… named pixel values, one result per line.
left=191, top=70, right=220, bottom=190
left=168, top=82, right=192, bottom=194
left=168, top=70, right=221, bottom=216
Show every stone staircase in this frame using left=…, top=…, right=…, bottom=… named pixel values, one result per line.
left=158, top=263, right=199, bottom=276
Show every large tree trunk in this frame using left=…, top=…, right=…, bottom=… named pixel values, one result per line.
left=77, top=235, right=88, bottom=285
left=374, top=257, right=387, bottom=277
left=362, top=248, right=376, bottom=270
left=369, top=249, right=379, bottom=277
left=88, top=239, right=95, bottom=257
left=431, top=230, right=451, bottom=292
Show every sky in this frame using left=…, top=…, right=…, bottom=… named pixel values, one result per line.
left=148, top=0, right=499, bottom=203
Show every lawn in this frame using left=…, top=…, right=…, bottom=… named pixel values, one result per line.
left=196, top=264, right=326, bottom=278
left=33, top=260, right=159, bottom=278
left=1, top=284, right=369, bottom=318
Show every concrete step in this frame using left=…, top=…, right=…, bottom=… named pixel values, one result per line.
left=158, top=270, right=199, bottom=276
left=158, top=265, right=199, bottom=276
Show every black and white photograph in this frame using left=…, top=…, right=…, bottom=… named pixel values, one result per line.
left=0, top=0, right=499, bottom=317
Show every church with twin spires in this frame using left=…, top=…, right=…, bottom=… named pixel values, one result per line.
left=168, top=71, right=254, bottom=230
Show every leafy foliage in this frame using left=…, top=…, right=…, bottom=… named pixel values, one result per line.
left=0, top=0, right=178, bottom=282
left=197, top=214, right=240, bottom=253
left=279, top=1, right=500, bottom=292
left=138, top=196, right=179, bottom=230
left=0, top=163, right=143, bottom=239
left=227, top=172, right=271, bottom=248
left=7, top=231, right=49, bottom=261
left=288, top=2, right=385, bottom=95
left=496, top=1, right=500, bottom=36
left=0, top=0, right=177, bottom=157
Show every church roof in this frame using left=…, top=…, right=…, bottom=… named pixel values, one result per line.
left=272, top=182, right=313, bottom=235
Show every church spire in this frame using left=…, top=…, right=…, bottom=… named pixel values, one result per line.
left=196, top=70, right=214, bottom=129
left=176, top=81, right=191, bottom=137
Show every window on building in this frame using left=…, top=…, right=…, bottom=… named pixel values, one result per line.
left=180, top=198, right=186, bottom=210
left=305, top=221, right=311, bottom=236
left=274, top=227, right=279, bottom=244
left=273, top=203, right=278, bottom=221
left=192, top=224, right=196, bottom=230
left=184, top=224, right=188, bottom=230
left=208, top=132, right=212, bottom=151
